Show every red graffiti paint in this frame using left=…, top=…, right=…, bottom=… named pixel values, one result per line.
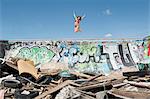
left=148, top=44, right=150, bottom=56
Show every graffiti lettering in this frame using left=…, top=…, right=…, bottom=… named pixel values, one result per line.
left=16, top=46, right=55, bottom=65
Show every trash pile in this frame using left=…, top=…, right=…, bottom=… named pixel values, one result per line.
left=1, top=58, right=150, bottom=99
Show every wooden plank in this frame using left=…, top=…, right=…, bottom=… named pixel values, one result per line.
left=124, top=80, right=150, bottom=89
left=6, top=62, right=18, bottom=70
left=87, top=74, right=102, bottom=82
left=107, top=91, right=131, bottom=99
left=110, top=89, right=150, bottom=98
left=70, top=72, right=93, bottom=78
left=78, top=82, right=112, bottom=91
left=113, top=83, right=127, bottom=88
left=123, top=71, right=150, bottom=77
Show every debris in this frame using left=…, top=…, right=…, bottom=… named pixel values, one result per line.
left=75, top=89, right=96, bottom=97
left=19, top=76, right=50, bottom=87
left=1, top=79, right=22, bottom=88
left=59, top=70, right=71, bottom=78
left=34, top=80, right=72, bottom=99
left=124, top=80, right=150, bottom=89
left=36, top=75, right=52, bottom=85
left=21, top=90, right=30, bottom=95
left=14, top=89, right=39, bottom=99
left=84, top=73, right=102, bottom=83
left=17, top=60, right=39, bottom=80
left=107, top=90, right=131, bottom=99
left=0, top=62, right=19, bottom=76
left=123, top=71, right=150, bottom=77
left=44, top=95, right=52, bottom=99
left=113, top=82, right=127, bottom=88
left=109, top=89, right=150, bottom=99
left=0, top=90, right=5, bottom=99
left=55, top=85, right=81, bottom=99
left=96, top=91, right=107, bottom=99
left=70, top=72, right=93, bottom=79
left=2, top=64, right=150, bottom=99
left=0, top=75, right=15, bottom=84
left=88, top=74, right=102, bottom=81
left=80, top=94, right=96, bottom=99
left=6, top=62, right=18, bottom=71
left=78, top=82, right=112, bottom=92
left=125, top=86, right=138, bottom=92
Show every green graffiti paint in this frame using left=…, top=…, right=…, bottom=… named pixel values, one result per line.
left=16, top=46, right=55, bottom=65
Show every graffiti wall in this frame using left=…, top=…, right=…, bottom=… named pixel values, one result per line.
left=1, top=39, right=149, bottom=75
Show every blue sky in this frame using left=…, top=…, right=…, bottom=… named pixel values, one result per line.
left=0, top=0, right=150, bottom=40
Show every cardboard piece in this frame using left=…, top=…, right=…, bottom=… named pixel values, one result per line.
left=17, top=60, right=39, bottom=80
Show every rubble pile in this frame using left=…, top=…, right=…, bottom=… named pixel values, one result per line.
left=0, top=58, right=150, bottom=99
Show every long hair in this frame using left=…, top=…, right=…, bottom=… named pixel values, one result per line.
left=77, top=16, right=82, bottom=21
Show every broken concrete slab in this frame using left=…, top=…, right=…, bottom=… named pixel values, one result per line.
left=55, top=85, right=81, bottom=99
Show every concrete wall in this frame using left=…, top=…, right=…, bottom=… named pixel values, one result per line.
left=1, top=40, right=150, bottom=75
